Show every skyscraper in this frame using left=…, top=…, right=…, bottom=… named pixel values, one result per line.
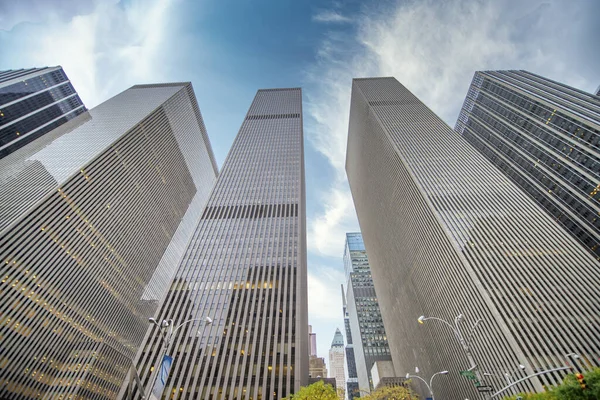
left=343, top=232, right=391, bottom=394
left=0, top=82, right=218, bottom=399
left=346, top=77, right=600, bottom=398
left=329, top=329, right=345, bottom=400
left=0, top=67, right=86, bottom=158
left=132, top=88, right=308, bottom=399
left=456, top=70, right=600, bottom=259
left=341, top=285, right=359, bottom=400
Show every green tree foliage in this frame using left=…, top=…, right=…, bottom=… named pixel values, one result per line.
left=283, top=380, right=338, bottom=400
left=360, top=385, right=417, bottom=400
left=504, top=368, right=600, bottom=400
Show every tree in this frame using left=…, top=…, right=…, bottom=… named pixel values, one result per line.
left=360, top=385, right=417, bottom=400
left=503, top=368, right=600, bottom=400
left=283, top=380, right=338, bottom=400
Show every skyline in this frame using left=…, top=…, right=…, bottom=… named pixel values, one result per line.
left=2, top=0, right=599, bottom=370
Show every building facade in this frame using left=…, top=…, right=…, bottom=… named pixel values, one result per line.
left=308, top=325, right=327, bottom=379
left=343, top=233, right=391, bottom=394
left=346, top=77, right=600, bottom=398
left=456, top=70, right=600, bottom=259
left=0, top=83, right=218, bottom=399
left=328, top=329, right=345, bottom=400
left=132, top=88, right=308, bottom=400
left=0, top=67, right=87, bottom=158
left=341, top=285, right=359, bottom=400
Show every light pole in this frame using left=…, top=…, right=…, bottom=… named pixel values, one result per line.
left=418, top=314, right=486, bottom=394
left=405, top=369, right=448, bottom=400
left=144, top=316, right=213, bottom=399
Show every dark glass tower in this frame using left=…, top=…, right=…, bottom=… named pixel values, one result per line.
left=0, top=67, right=86, bottom=158
left=341, top=285, right=359, bottom=399
left=133, top=88, right=308, bottom=400
left=456, top=70, right=600, bottom=259
left=343, top=233, right=391, bottom=394
left=346, top=77, right=600, bottom=398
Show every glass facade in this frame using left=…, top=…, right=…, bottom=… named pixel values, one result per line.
left=342, top=233, right=390, bottom=395
left=0, top=83, right=218, bottom=399
left=456, top=70, right=600, bottom=259
left=131, top=88, right=308, bottom=400
left=346, top=77, right=600, bottom=398
left=0, top=67, right=86, bottom=158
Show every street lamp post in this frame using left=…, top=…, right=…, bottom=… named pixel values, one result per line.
left=143, top=316, right=213, bottom=399
left=405, top=369, right=448, bottom=400
left=418, top=314, right=486, bottom=395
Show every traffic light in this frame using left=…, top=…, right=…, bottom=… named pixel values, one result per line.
left=575, top=373, right=586, bottom=390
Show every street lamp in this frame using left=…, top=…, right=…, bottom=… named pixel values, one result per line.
left=417, top=314, right=485, bottom=390
left=143, top=316, right=213, bottom=399
left=405, top=369, right=448, bottom=400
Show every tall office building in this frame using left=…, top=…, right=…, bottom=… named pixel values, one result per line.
left=346, top=77, right=600, bottom=398
left=0, top=82, right=218, bottom=399
left=329, top=329, right=345, bottom=400
left=456, top=70, right=600, bottom=259
left=132, top=88, right=308, bottom=399
left=0, top=67, right=86, bottom=158
left=343, top=232, right=391, bottom=394
left=341, top=285, right=359, bottom=400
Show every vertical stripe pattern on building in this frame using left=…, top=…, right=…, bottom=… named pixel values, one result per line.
left=0, top=83, right=218, bottom=399
left=133, top=88, right=308, bottom=400
left=455, top=70, right=600, bottom=259
left=346, top=77, right=600, bottom=399
left=0, top=67, right=87, bottom=159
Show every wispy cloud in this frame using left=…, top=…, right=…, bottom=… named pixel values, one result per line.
left=305, top=0, right=598, bottom=260
left=0, top=0, right=179, bottom=108
left=312, top=10, right=352, bottom=24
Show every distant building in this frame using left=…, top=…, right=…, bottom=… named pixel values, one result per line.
left=456, top=70, right=600, bottom=259
left=343, top=233, right=391, bottom=394
left=0, top=67, right=86, bottom=158
left=309, top=325, right=328, bottom=378
left=595, top=84, right=600, bottom=96
left=329, top=328, right=346, bottom=399
left=342, top=285, right=360, bottom=399
left=346, top=77, right=600, bottom=398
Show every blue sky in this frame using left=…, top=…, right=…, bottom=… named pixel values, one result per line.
left=1, top=0, right=598, bottom=371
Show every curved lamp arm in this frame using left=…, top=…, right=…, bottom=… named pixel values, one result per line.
left=170, top=316, right=213, bottom=344
left=406, top=374, right=433, bottom=398
left=419, top=316, right=460, bottom=339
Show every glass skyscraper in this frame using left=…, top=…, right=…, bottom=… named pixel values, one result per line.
left=132, top=88, right=308, bottom=400
left=0, top=67, right=86, bottom=158
left=346, top=77, right=600, bottom=398
left=342, top=233, right=391, bottom=394
left=0, top=82, right=217, bottom=399
left=456, top=70, right=600, bottom=259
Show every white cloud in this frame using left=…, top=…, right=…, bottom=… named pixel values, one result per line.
left=308, top=266, right=345, bottom=320
left=1, top=0, right=179, bottom=108
left=312, top=10, right=352, bottom=24
left=305, top=0, right=597, bottom=259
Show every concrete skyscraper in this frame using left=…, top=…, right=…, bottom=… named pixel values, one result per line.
left=132, top=88, right=308, bottom=399
left=341, top=285, right=359, bottom=400
left=343, top=232, right=391, bottom=394
left=0, top=67, right=86, bottom=158
left=0, top=83, right=218, bottom=399
left=328, top=329, right=345, bottom=400
left=346, top=77, right=600, bottom=398
left=456, top=70, right=600, bottom=259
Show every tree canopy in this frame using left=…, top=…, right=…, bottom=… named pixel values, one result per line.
left=283, top=380, right=338, bottom=400
left=360, top=385, right=416, bottom=400
left=504, top=368, right=600, bottom=400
